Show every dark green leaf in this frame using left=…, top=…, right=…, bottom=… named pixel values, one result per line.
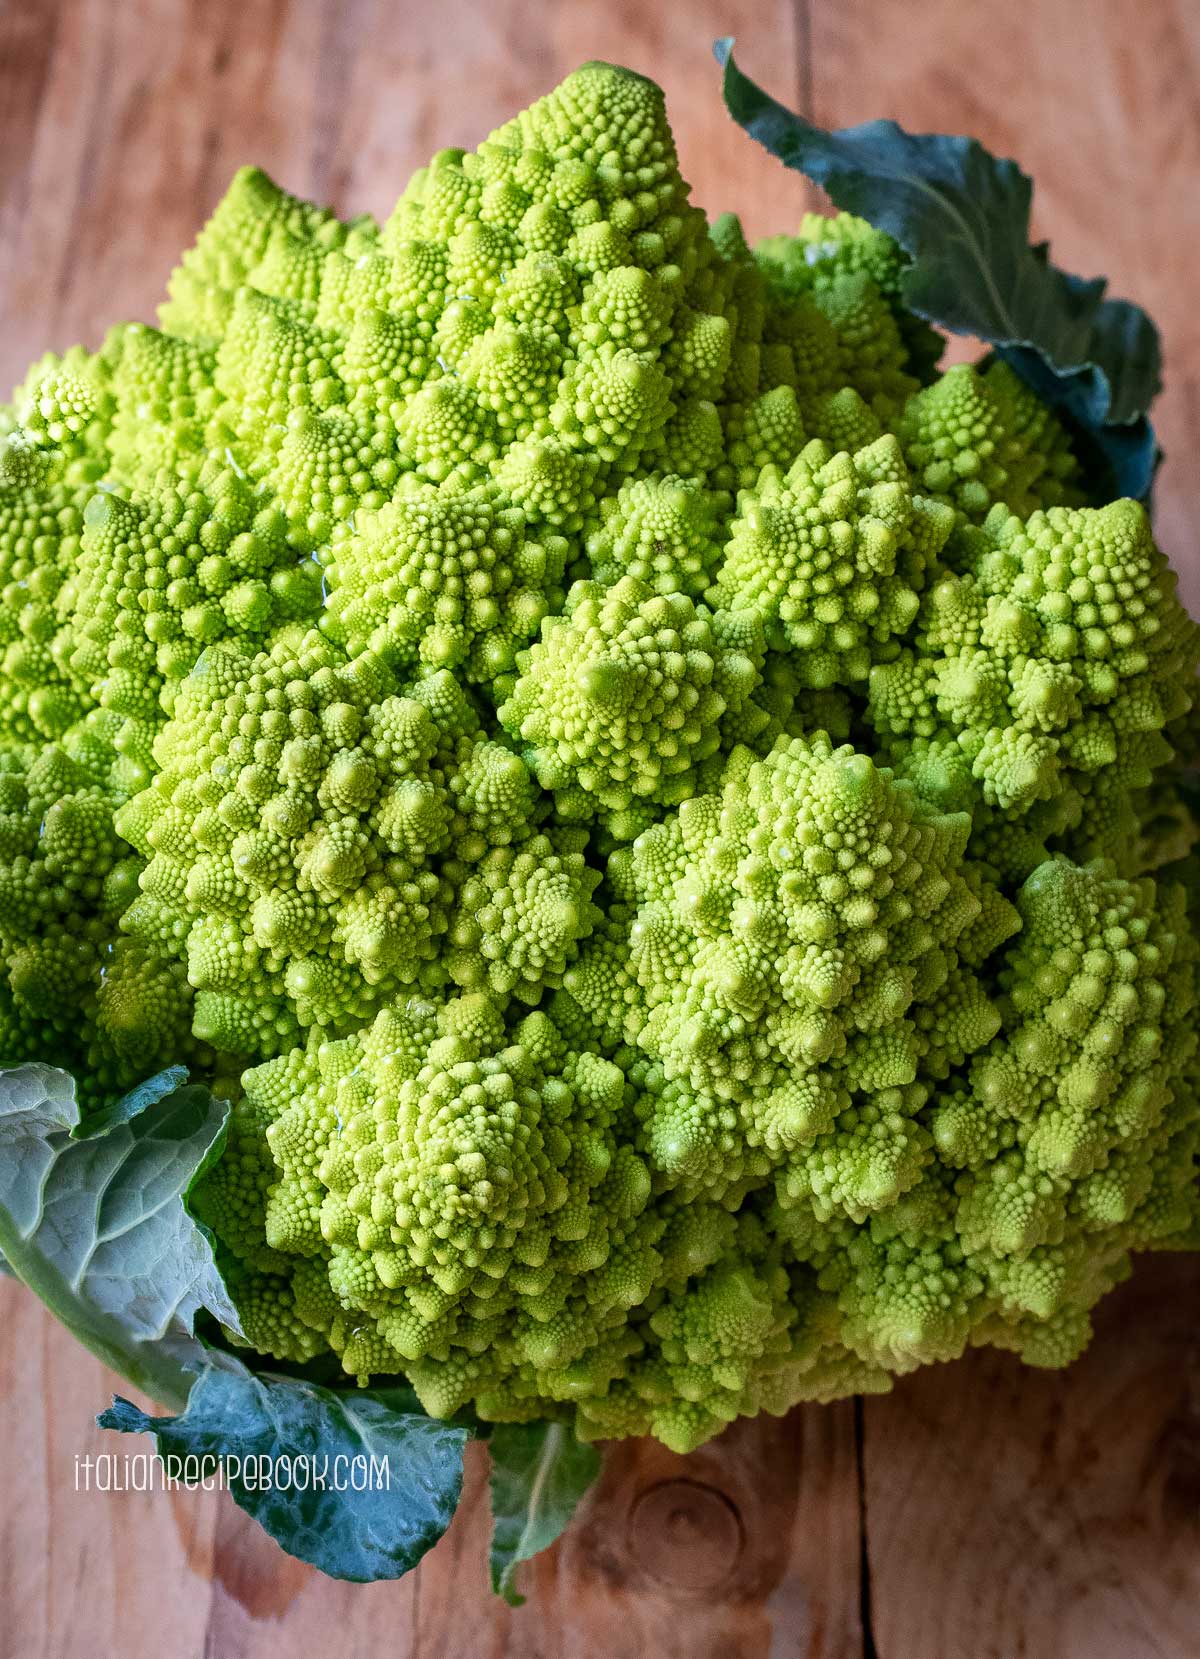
left=488, top=1421, right=601, bottom=1604
left=0, top=1062, right=240, bottom=1410
left=100, top=1353, right=469, bottom=1583
left=714, top=38, right=1161, bottom=499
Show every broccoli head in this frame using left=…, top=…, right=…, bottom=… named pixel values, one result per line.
left=0, top=60, right=1196, bottom=1457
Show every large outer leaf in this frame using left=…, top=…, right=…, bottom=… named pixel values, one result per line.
left=101, top=1354, right=469, bottom=1583
left=714, top=38, right=1161, bottom=499
left=0, top=1063, right=240, bottom=1410
left=488, top=1421, right=601, bottom=1604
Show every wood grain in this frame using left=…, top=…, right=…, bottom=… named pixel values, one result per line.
left=0, top=0, right=1198, bottom=1654
left=4, top=1256, right=1197, bottom=1658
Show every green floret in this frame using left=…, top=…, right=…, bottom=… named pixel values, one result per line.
left=446, top=830, right=602, bottom=1001
left=105, top=325, right=220, bottom=489
left=0, top=434, right=91, bottom=745
left=322, top=481, right=568, bottom=693
left=60, top=470, right=322, bottom=762
left=115, top=627, right=568, bottom=1058
left=213, top=288, right=345, bottom=447
left=349, top=60, right=772, bottom=525
left=712, top=435, right=950, bottom=684
left=191, top=1084, right=294, bottom=1274
left=14, top=336, right=120, bottom=464
left=982, top=361, right=1084, bottom=513
left=869, top=497, right=1200, bottom=870
left=930, top=859, right=1198, bottom=1352
left=897, top=361, right=1083, bottom=526
left=0, top=740, right=202, bottom=1107
left=499, top=575, right=766, bottom=835
left=159, top=165, right=351, bottom=343
left=808, top=274, right=920, bottom=423
left=758, top=209, right=945, bottom=381
left=207, top=995, right=665, bottom=1398
left=584, top=473, right=725, bottom=598
left=567, top=733, right=997, bottom=1196
left=266, top=408, right=401, bottom=552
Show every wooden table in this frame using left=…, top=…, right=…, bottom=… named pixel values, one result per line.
left=1, top=2, right=1198, bottom=1654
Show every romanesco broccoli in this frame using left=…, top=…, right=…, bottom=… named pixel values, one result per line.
left=0, top=60, right=1196, bottom=1454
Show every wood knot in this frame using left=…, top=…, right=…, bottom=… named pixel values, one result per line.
left=628, top=1478, right=745, bottom=1592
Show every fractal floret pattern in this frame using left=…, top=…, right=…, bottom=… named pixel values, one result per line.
left=1, top=62, right=1197, bottom=1453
